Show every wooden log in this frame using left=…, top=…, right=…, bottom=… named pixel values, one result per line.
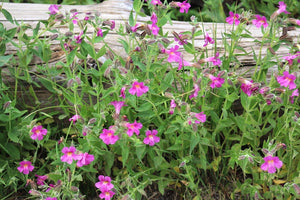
left=0, top=0, right=299, bottom=110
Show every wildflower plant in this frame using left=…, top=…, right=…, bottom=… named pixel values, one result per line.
left=0, top=0, right=299, bottom=199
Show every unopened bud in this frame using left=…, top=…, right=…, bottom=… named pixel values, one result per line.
left=147, top=39, right=156, bottom=45
left=274, top=88, right=286, bottom=93
left=71, top=186, right=79, bottom=192
left=295, top=112, right=300, bottom=118
left=238, top=155, right=246, bottom=160
left=293, top=184, right=300, bottom=195
left=3, top=101, right=11, bottom=109
left=275, top=96, right=283, bottom=104
left=164, top=92, right=174, bottom=98
left=227, top=79, right=233, bottom=86
left=104, top=66, right=112, bottom=78
left=29, top=189, right=41, bottom=196
left=218, top=71, right=225, bottom=77
left=248, top=156, right=254, bottom=163
left=50, top=34, right=58, bottom=40
left=88, top=118, right=97, bottom=124
left=259, top=86, right=270, bottom=94
left=55, top=14, right=64, bottom=20
left=161, top=38, right=170, bottom=44
left=70, top=9, right=77, bottom=13
left=75, top=77, right=81, bottom=85
left=65, top=31, right=73, bottom=37
left=265, top=93, right=275, bottom=99
left=67, top=79, right=74, bottom=88
left=262, top=148, right=269, bottom=154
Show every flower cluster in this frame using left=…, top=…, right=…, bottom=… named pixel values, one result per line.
left=95, top=175, right=115, bottom=200
left=61, top=146, right=94, bottom=167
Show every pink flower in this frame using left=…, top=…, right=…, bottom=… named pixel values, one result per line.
left=226, top=11, right=240, bottom=25
left=208, top=74, right=224, bottom=88
left=203, top=33, right=215, bottom=47
left=60, top=146, right=77, bottom=164
left=260, top=155, right=283, bottom=173
left=204, top=52, right=222, bottom=66
left=99, top=190, right=115, bottom=200
left=74, top=31, right=83, bottom=44
left=48, top=5, right=60, bottom=15
left=241, top=80, right=258, bottom=96
left=189, top=83, right=200, bottom=99
left=30, top=125, right=47, bottom=141
left=252, top=15, right=268, bottom=28
left=276, top=1, right=290, bottom=15
left=131, top=23, right=140, bottom=32
left=69, top=114, right=81, bottom=124
left=97, top=28, right=103, bottom=37
left=35, top=175, right=48, bottom=186
left=190, top=112, right=206, bottom=124
left=109, top=101, right=127, bottom=115
left=110, top=21, right=115, bottom=30
left=95, top=175, right=114, bottom=192
left=148, top=23, right=159, bottom=35
left=178, top=58, right=191, bottom=70
left=129, top=81, right=149, bottom=97
left=99, top=127, right=119, bottom=145
left=71, top=12, right=79, bottom=25
left=276, top=71, right=296, bottom=90
left=282, top=53, right=300, bottom=66
left=126, top=120, right=143, bottom=136
left=176, top=1, right=191, bottom=13
left=169, top=99, right=177, bottom=114
left=143, top=130, right=160, bottom=146
left=74, top=152, right=94, bottom=167
left=46, top=198, right=57, bottom=200
left=166, top=45, right=182, bottom=63
left=290, top=89, right=299, bottom=104
left=17, top=161, right=34, bottom=174
left=150, top=12, right=158, bottom=24
left=119, top=87, right=126, bottom=99
left=151, top=0, right=162, bottom=5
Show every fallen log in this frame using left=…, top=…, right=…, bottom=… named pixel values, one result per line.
left=0, top=0, right=299, bottom=110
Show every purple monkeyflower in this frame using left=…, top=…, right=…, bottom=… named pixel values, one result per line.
left=30, top=125, right=47, bottom=141
left=119, top=87, right=126, bottom=99
left=282, top=53, right=300, bottom=66
left=276, top=71, right=296, bottom=90
left=190, top=112, right=207, bottom=124
left=97, top=28, right=103, bottom=37
left=204, top=52, right=222, bottom=66
left=176, top=1, right=191, bottom=13
left=189, top=83, right=200, bottom=99
left=61, top=146, right=77, bottom=164
left=290, top=89, right=299, bottom=104
left=17, top=161, right=34, bottom=174
left=226, top=11, right=240, bottom=25
left=148, top=23, right=159, bottom=35
left=129, top=81, right=149, bottom=97
left=166, top=45, right=182, bottom=63
left=252, top=15, right=268, bottom=28
left=261, top=155, right=283, bottom=173
left=71, top=12, right=79, bottom=25
left=48, top=5, right=60, bottom=15
left=174, top=33, right=188, bottom=46
left=203, top=33, right=215, bottom=47
left=151, top=0, right=162, bottom=5
left=69, top=114, right=81, bottom=124
left=74, top=152, right=94, bottom=167
left=150, top=12, right=158, bottom=24
left=99, top=127, right=119, bottom=145
left=125, top=120, right=143, bottom=136
left=95, top=175, right=114, bottom=192
left=74, top=31, right=83, bottom=44
left=109, top=101, right=127, bottom=115
left=99, top=190, right=115, bottom=200
left=208, top=74, right=224, bottom=88
left=241, top=79, right=258, bottom=96
left=169, top=99, right=177, bottom=114
left=276, top=1, right=290, bottom=15
left=35, top=175, right=48, bottom=186
left=143, top=130, right=160, bottom=146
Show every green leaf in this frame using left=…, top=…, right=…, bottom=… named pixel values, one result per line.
left=133, top=0, right=141, bottom=12
left=135, top=143, right=146, bottom=160
left=1, top=8, right=14, bottom=24
left=67, top=49, right=76, bottom=66
left=158, top=16, right=168, bottom=27
left=104, top=151, right=114, bottom=176
left=33, top=22, right=40, bottom=38
left=183, top=42, right=195, bottom=54
left=96, top=45, right=106, bottom=59
left=189, top=133, right=200, bottom=155
left=81, top=40, right=96, bottom=59
left=121, top=144, right=129, bottom=167
left=154, top=156, right=163, bottom=169
left=5, top=143, right=20, bottom=160
left=0, top=55, right=13, bottom=67
left=129, top=10, right=134, bottom=26
left=161, top=72, right=174, bottom=91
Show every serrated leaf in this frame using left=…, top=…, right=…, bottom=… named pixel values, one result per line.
left=5, top=143, right=20, bottom=160
left=158, top=16, right=168, bottom=27
left=33, top=22, right=40, bottom=37
left=133, top=0, right=141, bottom=12
left=129, top=10, right=134, bottom=26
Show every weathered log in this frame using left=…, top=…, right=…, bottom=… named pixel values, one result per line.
left=0, top=0, right=299, bottom=109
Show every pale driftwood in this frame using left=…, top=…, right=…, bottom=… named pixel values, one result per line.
left=0, top=0, right=299, bottom=109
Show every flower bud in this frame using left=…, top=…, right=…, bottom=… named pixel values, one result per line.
left=55, top=14, right=64, bottom=20
left=293, top=184, right=300, bottom=195
left=50, top=34, right=58, bottom=40
left=67, top=79, right=74, bottom=88
left=70, top=9, right=77, bottom=13
left=29, top=189, right=41, bottom=196
left=262, top=148, right=269, bottom=154
left=75, top=76, right=81, bottom=85
left=65, top=31, right=73, bottom=37
left=88, top=118, right=97, bottom=124
left=295, top=112, right=300, bottom=118
left=3, top=101, right=11, bottom=109
left=275, top=96, right=283, bottom=104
